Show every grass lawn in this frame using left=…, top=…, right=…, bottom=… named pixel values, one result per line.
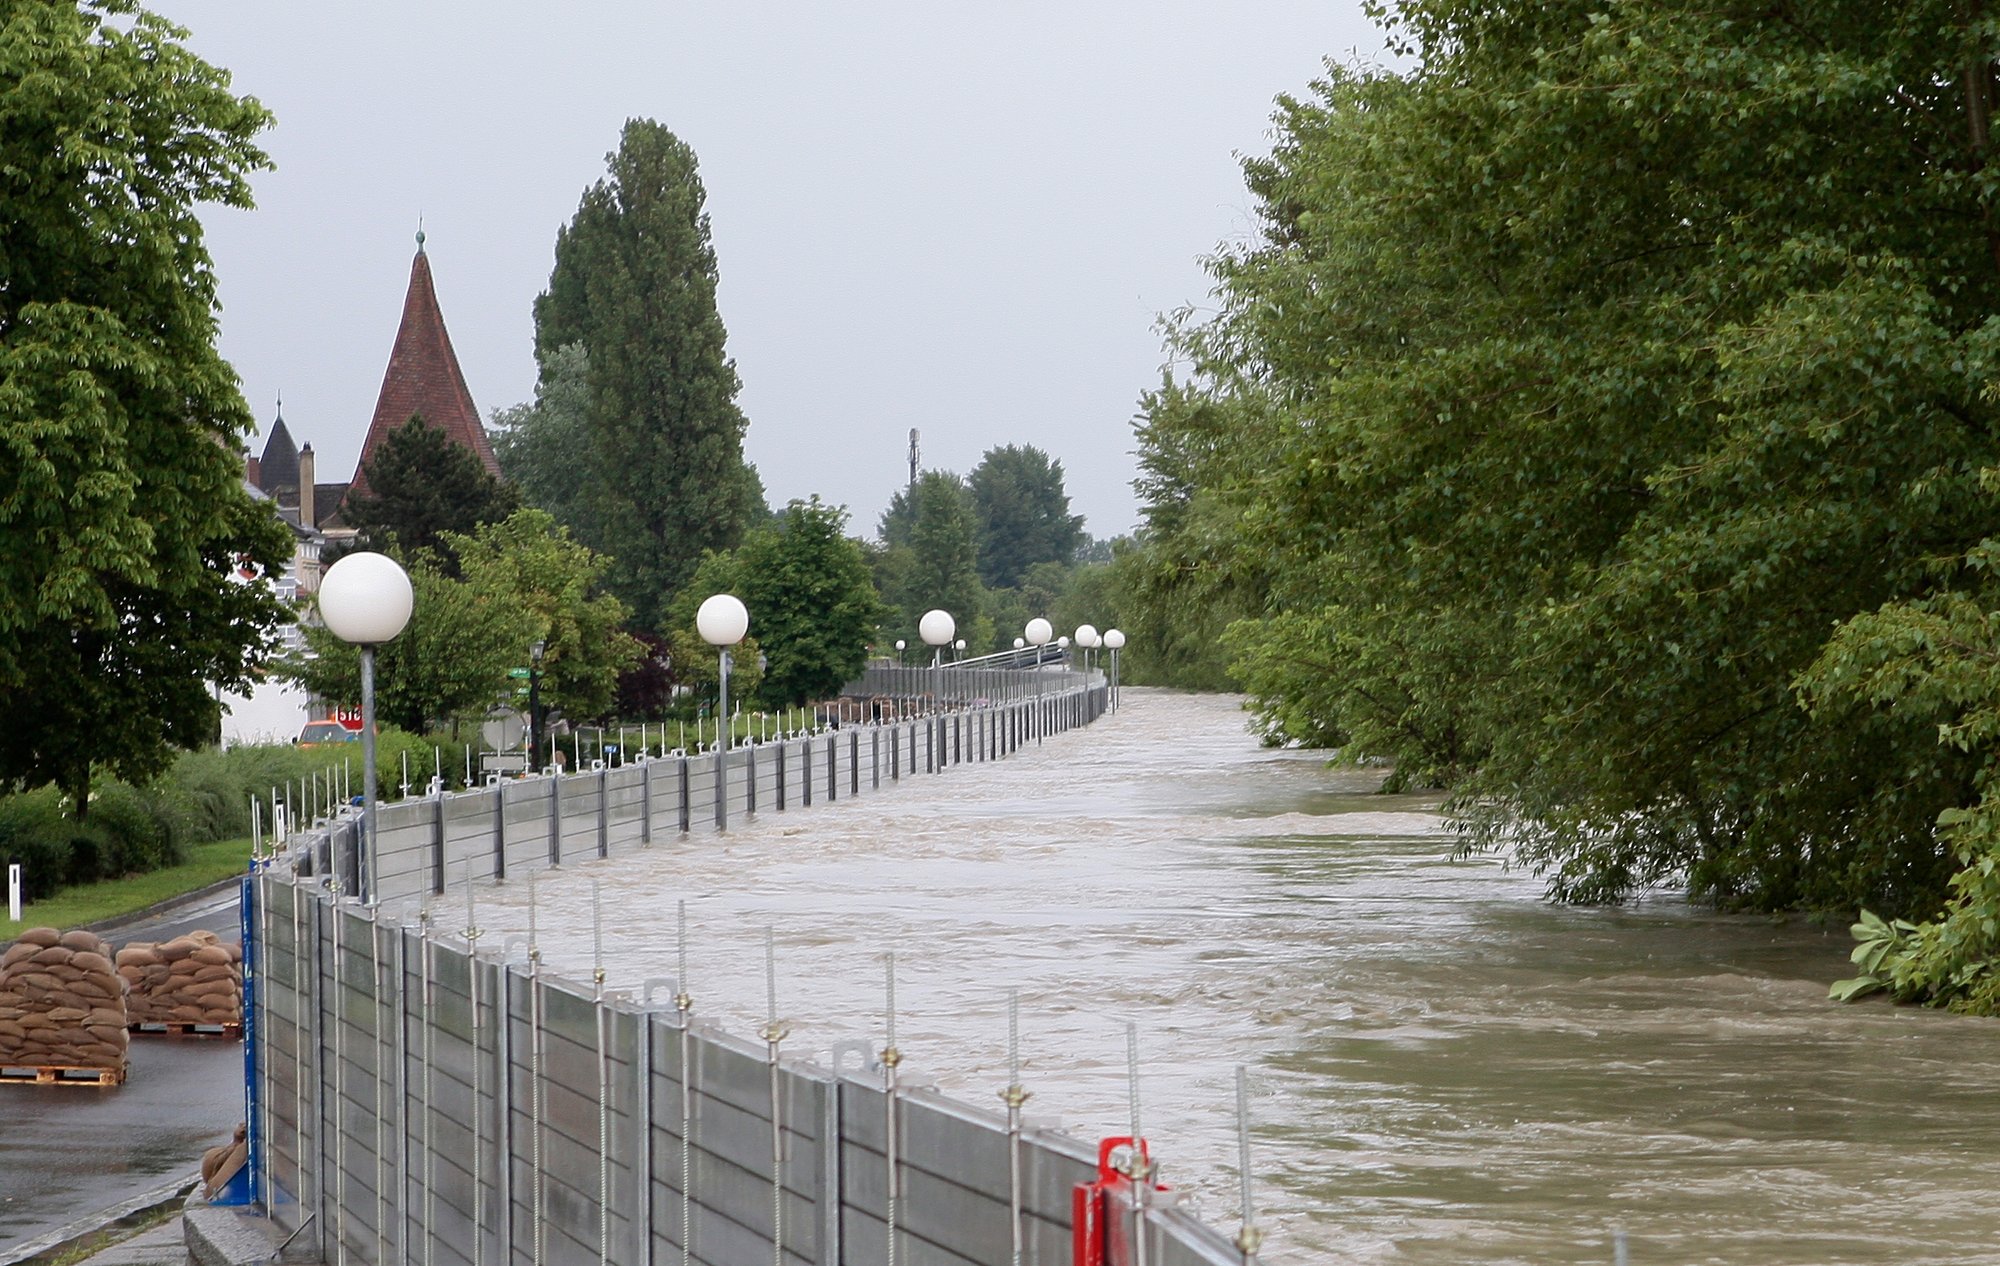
left=10, top=837, right=252, bottom=932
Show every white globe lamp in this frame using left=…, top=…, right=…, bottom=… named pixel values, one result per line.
left=315, top=551, right=415, bottom=904
left=695, top=593, right=748, bottom=829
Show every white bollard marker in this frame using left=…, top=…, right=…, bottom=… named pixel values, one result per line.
left=8, top=863, right=21, bottom=923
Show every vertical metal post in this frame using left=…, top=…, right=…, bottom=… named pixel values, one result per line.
left=598, top=766, right=610, bottom=858
left=1000, top=989, right=1030, bottom=1266
left=549, top=767, right=562, bottom=866
left=370, top=918, right=388, bottom=1266
left=676, top=902, right=694, bottom=1266
left=360, top=646, right=379, bottom=903
left=493, top=780, right=506, bottom=882
left=716, top=648, right=732, bottom=831
left=679, top=756, right=691, bottom=834
left=393, top=924, right=411, bottom=1266
left=872, top=727, right=881, bottom=789
left=1234, top=1066, right=1263, bottom=1264
left=419, top=906, right=435, bottom=1266
left=463, top=866, right=485, bottom=1266
left=883, top=952, right=901, bottom=1266
left=641, top=760, right=654, bottom=845
left=760, top=930, right=789, bottom=1266
left=594, top=885, right=611, bottom=1266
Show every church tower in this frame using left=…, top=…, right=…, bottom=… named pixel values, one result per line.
left=341, top=231, right=500, bottom=511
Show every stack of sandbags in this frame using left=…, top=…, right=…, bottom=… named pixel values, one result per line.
left=116, top=929, right=243, bottom=1031
left=0, top=927, right=131, bottom=1072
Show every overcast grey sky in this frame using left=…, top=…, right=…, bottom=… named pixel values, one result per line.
left=156, top=2, right=1383, bottom=539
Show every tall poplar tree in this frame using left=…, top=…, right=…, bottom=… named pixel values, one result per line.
left=534, top=119, right=765, bottom=628
left=0, top=1, right=291, bottom=814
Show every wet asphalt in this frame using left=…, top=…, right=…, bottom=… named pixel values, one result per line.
left=0, top=885, right=248, bottom=1259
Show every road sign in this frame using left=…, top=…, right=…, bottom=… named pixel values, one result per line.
left=508, top=668, right=532, bottom=679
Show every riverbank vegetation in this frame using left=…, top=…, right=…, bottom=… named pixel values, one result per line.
left=1122, top=2, right=2000, bottom=1011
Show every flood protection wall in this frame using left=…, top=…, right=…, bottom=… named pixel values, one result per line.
left=251, top=681, right=1240, bottom=1265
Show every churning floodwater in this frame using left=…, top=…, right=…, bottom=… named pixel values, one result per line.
left=448, top=689, right=2000, bottom=1264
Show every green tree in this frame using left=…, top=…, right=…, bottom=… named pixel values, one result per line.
left=534, top=119, right=766, bottom=627
left=0, top=1, right=292, bottom=815
left=968, top=444, right=1085, bottom=588
left=340, top=414, right=520, bottom=567
left=661, top=499, right=882, bottom=707
left=740, top=499, right=884, bottom=706
left=286, top=551, right=532, bottom=733
left=490, top=341, right=596, bottom=540
left=1138, top=1, right=2000, bottom=923
left=448, top=509, right=640, bottom=724
left=878, top=470, right=988, bottom=649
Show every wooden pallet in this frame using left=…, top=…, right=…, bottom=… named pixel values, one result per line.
left=0, top=1062, right=126, bottom=1087
left=129, top=1020, right=242, bottom=1040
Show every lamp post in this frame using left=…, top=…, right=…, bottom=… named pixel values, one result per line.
left=1103, top=628, right=1126, bottom=710
left=528, top=638, right=547, bottom=771
left=1075, top=624, right=1100, bottom=684
left=697, top=593, right=749, bottom=830
left=316, top=552, right=414, bottom=904
left=894, top=639, right=907, bottom=706
left=920, top=609, right=954, bottom=716
left=1025, top=618, right=1052, bottom=741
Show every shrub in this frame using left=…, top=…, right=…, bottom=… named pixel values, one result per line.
left=0, top=787, right=74, bottom=901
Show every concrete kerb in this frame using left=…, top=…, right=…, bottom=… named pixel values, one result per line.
left=182, top=1193, right=306, bottom=1266
left=0, top=1177, right=197, bottom=1266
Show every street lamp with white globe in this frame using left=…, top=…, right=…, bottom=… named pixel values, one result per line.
left=1025, top=618, right=1053, bottom=740
left=920, top=609, right=954, bottom=716
left=1103, top=627, right=1126, bottom=709
left=316, top=552, right=414, bottom=904
left=697, top=593, right=749, bottom=830
left=1075, top=624, right=1100, bottom=684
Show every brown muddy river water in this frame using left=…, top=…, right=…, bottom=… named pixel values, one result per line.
left=425, top=689, right=2000, bottom=1264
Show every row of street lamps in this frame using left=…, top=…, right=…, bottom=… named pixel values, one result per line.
left=313, top=551, right=1133, bottom=894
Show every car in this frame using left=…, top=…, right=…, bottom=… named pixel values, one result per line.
left=296, top=720, right=361, bottom=747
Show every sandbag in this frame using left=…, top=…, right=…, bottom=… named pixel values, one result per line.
left=1, top=925, right=130, bottom=1071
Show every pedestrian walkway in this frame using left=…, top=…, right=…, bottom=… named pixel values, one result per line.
left=70, top=1216, right=182, bottom=1266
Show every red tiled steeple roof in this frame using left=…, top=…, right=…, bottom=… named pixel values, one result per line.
left=346, top=241, right=501, bottom=501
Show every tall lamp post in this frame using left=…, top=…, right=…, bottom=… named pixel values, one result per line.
left=1075, top=624, right=1100, bottom=683
left=1103, top=628, right=1126, bottom=710
left=527, top=638, right=547, bottom=771
left=920, top=609, right=955, bottom=715
left=316, top=552, right=414, bottom=904
left=1025, top=618, right=1052, bottom=742
left=894, top=639, right=907, bottom=706
left=697, top=593, right=749, bottom=830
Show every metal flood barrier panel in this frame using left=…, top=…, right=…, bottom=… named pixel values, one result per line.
left=246, top=678, right=1237, bottom=1265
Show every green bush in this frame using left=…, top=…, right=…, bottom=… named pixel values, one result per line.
left=82, top=781, right=190, bottom=878
left=0, top=787, right=73, bottom=901
left=0, top=727, right=494, bottom=906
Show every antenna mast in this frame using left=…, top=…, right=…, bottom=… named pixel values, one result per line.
left=908, top=428, right=920, bottom=490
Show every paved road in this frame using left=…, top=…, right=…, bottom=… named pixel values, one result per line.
left=0, top=885, right=247, bottom=1260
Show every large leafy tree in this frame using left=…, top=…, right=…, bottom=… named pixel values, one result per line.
left=0, top=1, right=291, bottom=814
left=738, top=498, right=884, bottom=707
left=287, top=510, right=638, bottom=732
left=449, top=509, right=639, bottom=724
left=287, top=551, right=531, bottom=733
left=1141, top=0, right=2000, bottom=926
left=662, top=499, right=879, bottom=708
left=876, top=470, right=988, bottom=650
left=490, top=340, right=595, bottom=541
left=340, top=414, right=519, bottom=567
left=533, top=119, right=766, bottom=627
left=968, top=444, right=1084, bottom=589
